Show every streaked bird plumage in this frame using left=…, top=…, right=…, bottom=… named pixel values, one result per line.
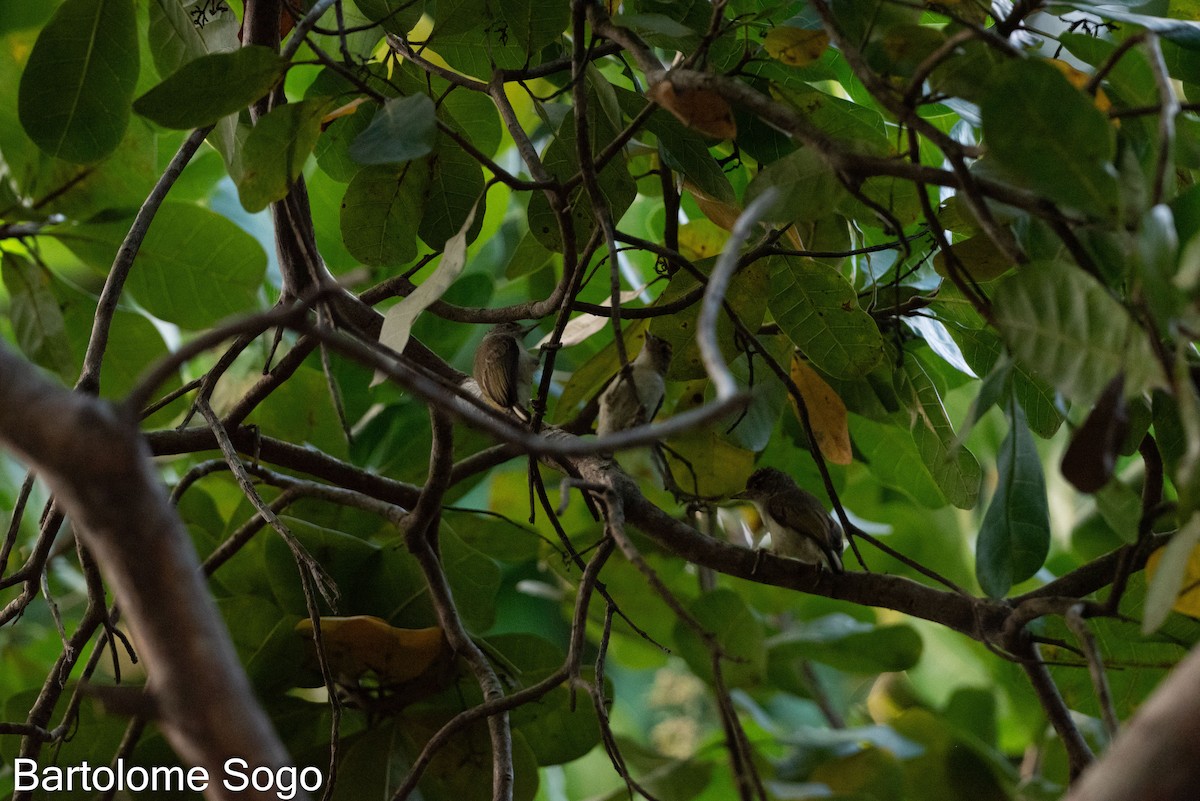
left=597, top=333, right=673, bottom=436
left=734, top=467, right=844, bottom=572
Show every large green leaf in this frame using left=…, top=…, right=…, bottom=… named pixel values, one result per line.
left=744, top=147, right=845, bottom=222
left=976, top=397, right=1050, bottom=598
left=980, top=59, right=1118, bottom=218
left=148, top=0, right=239, bottom=78
left=768, top=256, right=885, bottom=378
left=488, top=633, right=603, bottom=765
left=133, top=46, right=286, bottom=129
left=17, top=0, right=138, bottom=162
left=673, top=588, right=766, bottom=688
left=851, top=414, right=946, bottom=508
left=340, top=161, right=431, bottom=267
left=52, top=202, right=267, bottom=329
left=991, top=260, right=1165, bottom=404
left=418, top=141, right=485, bottom=250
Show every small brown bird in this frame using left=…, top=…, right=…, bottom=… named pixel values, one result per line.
left=734, top=467, right=844, bottom=572
left=473, top=322, right=537, bottom=417
left=597, top=334, right=673, bottom=436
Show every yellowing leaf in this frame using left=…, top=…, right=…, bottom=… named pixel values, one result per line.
left=1047, top=58, right=1114, bottom=118
left=1146, top=545, right=1200, bottom=620
left=295, top=616, right=449, bottom=684
left=647, top=79, right=737, bottom=140
left=678, top=219, right=730, bottom=260
left=763, top=26, right=829, bottom=67
left=790, top=353, right=853, bottom=465
left=684, top=179, right=742, bottom=232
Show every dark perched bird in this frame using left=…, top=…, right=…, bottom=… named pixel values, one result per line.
left=473, top=322, right=537, bottom=417
left=597, top=334, right=673, bottom=436
left=734, top=467, right=844, bottom=572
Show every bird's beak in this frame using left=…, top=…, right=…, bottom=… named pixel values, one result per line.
left=731, top=489, right=750, bottom=501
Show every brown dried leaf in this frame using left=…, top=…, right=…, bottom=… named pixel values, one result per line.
left=647, top=79, right=737, bottom=140
left=295, top=616, right=449, bottom=685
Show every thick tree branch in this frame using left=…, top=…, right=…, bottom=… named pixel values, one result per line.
left=0, top=343, right=299, bottom=801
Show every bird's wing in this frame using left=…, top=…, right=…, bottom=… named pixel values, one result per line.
left=476, top=335, right=521, bottom=407
left=765, top=491, right=836, bottom=548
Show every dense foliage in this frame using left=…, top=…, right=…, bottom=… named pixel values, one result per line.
left=4, top=0, right=1200, bottom=798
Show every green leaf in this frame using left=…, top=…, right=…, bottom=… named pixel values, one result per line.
left=53, top=202, right=267, bottom=329
left=349, top=94, right=437, bottom=165
left=419, top=142, right=486, bottom=250
left=673, top=588, right=766, bottom=688
left=768, top=256, right=885, bottom=378
left=353, top=0, right=427, bottom=34
left=744, top=147, right=845, bottom=222
left=991, top=260, right=1166, bottom=404
left=133, top=46, right=286, bottom=129
left=769, top=614, right=924, bottom=674
left=980, top=59, right=1118, bottom=218
left=488, top=634, right=602, bottom=765
left=528, top=113, right=636, bottom=251
left=976, top=397, right=1050, bottom=598
left=17, top=0, right=138, bottom=162
left=771, top=83, right=893, bottom=155
left=237, top=98, right=335, bottom=213
left=340, top=161, right=431, bottom=267
left=851, top=414, right=946, bottom=507
left=2, top=252, right=75, bottom=381
left=148, top=0, right=239, bottom=79
left=903, top=356, right=982, bottom=510
left=315, top=104, right=376, bottom=182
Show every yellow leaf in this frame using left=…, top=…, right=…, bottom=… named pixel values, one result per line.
left=790, top=353, right=853, bottom=465
left=763, top=26, right=829, bottom=67
left=678, top=219, right=730, bottom=260
left=683, top=180, right=742, bottom=232
left=1046, top=58, right=1114, bottom=118
left=1146, top=547, right=1200, bottom=619
left=295, top=616, right=449, bottom=685
left=647, top=79, right=737, bottom=140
